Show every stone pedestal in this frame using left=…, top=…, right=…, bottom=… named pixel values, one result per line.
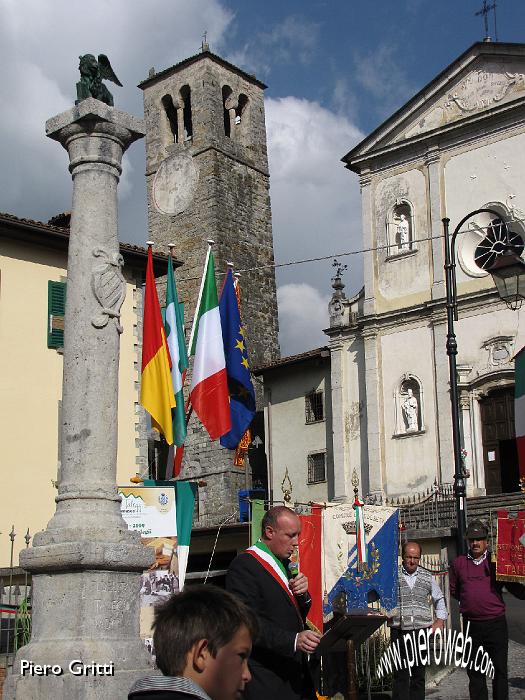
left=5, top=99, right=154, bottom=699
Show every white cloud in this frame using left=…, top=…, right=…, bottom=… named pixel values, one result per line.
left=353, top=44, right=414, bottom=119
left=277, top=283, right=330, bottom=356
left=226, top=15, right=320, bottom=78
left=265, top=96, right=364, bottom=300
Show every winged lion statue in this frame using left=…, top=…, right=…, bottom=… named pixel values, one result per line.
left=76, top=54, right=122, bottom=107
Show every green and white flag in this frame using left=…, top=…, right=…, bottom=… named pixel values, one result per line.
left=515, top=347, right=525, bottom=481
left=175, top=482, right=197, bottom=590
left=164, top=255, right=189, bottom=478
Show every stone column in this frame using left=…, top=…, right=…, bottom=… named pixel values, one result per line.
left=425, top=147, right=445, bottom=300
left=430, top=312, right=453, bottom=484
left=5, top=99, right=154, bottom=700
left=362, top=326, right=384, bottom=496
left=359, top=173, right=375, bottom=316
left=330, top=338, right=349, bottom=501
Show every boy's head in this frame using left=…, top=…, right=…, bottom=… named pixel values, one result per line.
left=152, top=584, right=257, bottom=700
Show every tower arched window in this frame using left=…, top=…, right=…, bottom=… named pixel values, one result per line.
left=180, top=85, right=193, bottom=140
left=222, top=85, right=233, bottom=137
left=236, top=94, right=249, bottom=124
left=161, top=94, right=179, bottom=145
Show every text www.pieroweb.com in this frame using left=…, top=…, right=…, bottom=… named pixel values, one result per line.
left=376, top=623, right=494, bottom=679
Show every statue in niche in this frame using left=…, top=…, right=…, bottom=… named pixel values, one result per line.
left=402, top=388, right=419, bottom=432
left=397, top=214, right=410, bottom=251
left=76, top=54, right=122, bottom=106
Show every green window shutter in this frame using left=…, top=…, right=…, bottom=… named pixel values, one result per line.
left=48, top=281, right=66, bottom=349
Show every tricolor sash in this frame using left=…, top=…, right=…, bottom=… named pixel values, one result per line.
left=246, top=542, right=302, bottom=618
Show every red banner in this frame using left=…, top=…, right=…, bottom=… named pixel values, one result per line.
left=299, top=505, right=323, bottom=633
left=496, top=509, right=525, bottom=583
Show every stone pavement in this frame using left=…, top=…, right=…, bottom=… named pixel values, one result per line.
left=426, top=640, right=525, bottom=699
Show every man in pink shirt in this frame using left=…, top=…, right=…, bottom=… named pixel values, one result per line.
left=449, top=519, right=525, bottom=700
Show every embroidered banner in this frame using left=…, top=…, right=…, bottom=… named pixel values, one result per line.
left=496, top=509, right=525, bottom=583
left=299, top=505, right=323, bottom=633
left=322, top=503, right=398, bottom=620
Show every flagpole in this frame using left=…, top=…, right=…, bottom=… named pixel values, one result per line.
left=188, top=240, right=213, bottom=353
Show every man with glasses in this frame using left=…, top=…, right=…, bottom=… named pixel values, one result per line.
left=450, top=519, right=525, bottom=700
left=390, top=540, right=448, bottom=699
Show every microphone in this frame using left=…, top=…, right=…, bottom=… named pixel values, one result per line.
left=288, top=560, right=299, bottom=579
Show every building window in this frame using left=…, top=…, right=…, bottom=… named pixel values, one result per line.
left=305, top=390, right=324, bottom=423
left=307, top=452, right=326, bottom=484
left=48, top=280, right=66, bottom=349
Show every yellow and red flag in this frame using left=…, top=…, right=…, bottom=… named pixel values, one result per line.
left=140, top=245, right=176, bottom=444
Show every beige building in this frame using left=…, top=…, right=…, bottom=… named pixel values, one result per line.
left=0, top=212, right=170, bottom=567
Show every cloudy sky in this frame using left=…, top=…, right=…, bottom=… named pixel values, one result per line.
left=2, top=0, right=525, bottom=354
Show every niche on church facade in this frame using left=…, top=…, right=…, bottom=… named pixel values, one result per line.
left=394, top=375, right=424, bottom=436
left=386, top=200, right=414, bottom=256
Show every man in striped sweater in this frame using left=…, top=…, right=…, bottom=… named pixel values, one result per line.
left=390, top=540, right=448, bottom=700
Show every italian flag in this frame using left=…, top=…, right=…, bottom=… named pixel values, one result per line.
left=188, top=246, right=231, bottom=440
left=515, top=347, right=525, bottom=481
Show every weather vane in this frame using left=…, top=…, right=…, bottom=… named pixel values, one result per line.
left=475, top=0, right=498, bottom=41
left=332, top=258, right=348, bottom=278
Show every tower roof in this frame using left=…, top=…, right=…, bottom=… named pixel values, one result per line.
left=138, top=49, right=267, bottom=91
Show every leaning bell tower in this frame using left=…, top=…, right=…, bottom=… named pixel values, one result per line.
left=139, top=43, right=279, bottom=524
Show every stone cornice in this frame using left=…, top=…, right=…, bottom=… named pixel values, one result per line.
left=329, top=287, right=503, bottom=337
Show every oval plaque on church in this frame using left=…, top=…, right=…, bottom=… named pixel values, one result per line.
left=153, top=153, right=198, bottom=215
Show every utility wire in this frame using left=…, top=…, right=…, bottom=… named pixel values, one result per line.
left=154, top=216, right=525, bottom=285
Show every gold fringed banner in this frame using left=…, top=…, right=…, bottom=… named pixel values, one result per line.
left=234, top=429, right=251, bottom=467
left=496, top=509, right=525, bottom=583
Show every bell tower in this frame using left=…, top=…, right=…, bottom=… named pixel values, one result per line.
left=139, top=45, right=279, bottom=523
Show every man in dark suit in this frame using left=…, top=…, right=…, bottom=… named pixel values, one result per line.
left=226, top=506, right=321, bottom=700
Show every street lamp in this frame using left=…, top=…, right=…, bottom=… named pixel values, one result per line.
left=488, top=252, right=525, bottom=310
left=442, top=209, right=525, bottom=555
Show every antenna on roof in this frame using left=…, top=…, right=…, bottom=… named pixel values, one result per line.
left=201, top=30, right=209, bottom=53
left=475, top=0, right=498, bottom=42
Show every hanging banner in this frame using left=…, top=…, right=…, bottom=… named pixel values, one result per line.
left=322, top=503, right=398, bottom=619
left=496, top=509, right=525, bottom=583
left=299, top=505, right=323, bottom=633
left=119, top=486, right=177, bottom=538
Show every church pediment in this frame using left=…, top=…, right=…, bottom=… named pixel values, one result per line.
left=400, top=61, right=525, bottom=142
left=344, top=43, right=525, bottom=168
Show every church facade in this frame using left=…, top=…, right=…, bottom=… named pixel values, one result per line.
left=328, top=42, right=525, bottom=501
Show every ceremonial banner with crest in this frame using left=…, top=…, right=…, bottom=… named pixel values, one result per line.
left=496, top=509, right=525, bottom=583
left=322, top=503, right=398, bottom=620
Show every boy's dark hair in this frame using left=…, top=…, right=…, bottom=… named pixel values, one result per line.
left=152, top=584, right=258, bottom=677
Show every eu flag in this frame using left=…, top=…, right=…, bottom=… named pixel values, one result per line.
left=219, top=269, right=256, bottom=449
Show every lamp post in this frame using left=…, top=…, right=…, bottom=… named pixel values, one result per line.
left=442, top=208, right=525, bottom=555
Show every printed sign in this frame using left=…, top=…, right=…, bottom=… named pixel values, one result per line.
left=118, top=486, right=177, bottom=538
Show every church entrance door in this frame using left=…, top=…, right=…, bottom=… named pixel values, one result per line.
left=479, top=387, right=519, bottom=494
